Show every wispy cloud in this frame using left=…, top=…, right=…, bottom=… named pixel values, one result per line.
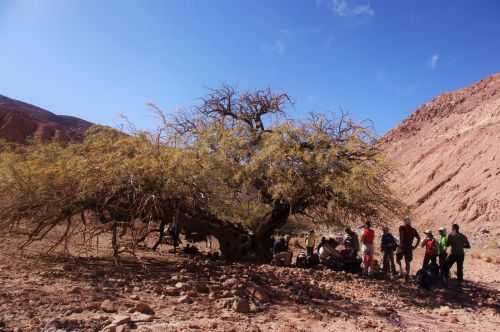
left=323, top=0, right=375, bottom=17
left=430, top=54, right=440, bottom=69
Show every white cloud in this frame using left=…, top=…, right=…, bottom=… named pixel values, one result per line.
left=430, top=54, right=440, bottom=69
left=352, top=4, right=375, bottom=17
left=330, top=0, right=375, bottom=17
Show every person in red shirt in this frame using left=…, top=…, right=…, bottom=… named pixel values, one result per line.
left=360, top=221, right=375, bottom=274
left=396, top=217, right=420, bottom=281
left=421, top=230, right=438, bottom=269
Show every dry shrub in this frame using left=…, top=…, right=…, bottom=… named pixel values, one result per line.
left=484, top=256, right=493, bottom=263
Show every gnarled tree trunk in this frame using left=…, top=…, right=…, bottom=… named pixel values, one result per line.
left=176, top=201, right=290, bottom=262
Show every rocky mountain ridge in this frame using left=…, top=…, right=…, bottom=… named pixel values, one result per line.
left=0, top=95, right=92, bottom=144
left=383, top=73, right=500, bottom=239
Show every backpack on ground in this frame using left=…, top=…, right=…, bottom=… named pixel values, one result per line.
left=416, top=262, right=440, bottom=289
left=307, top=253, right=320, bottom=267
left=296, top=252, right=308, bottom=268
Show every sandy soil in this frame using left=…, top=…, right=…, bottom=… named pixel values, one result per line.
left=1, top=234, right=499, bottom=332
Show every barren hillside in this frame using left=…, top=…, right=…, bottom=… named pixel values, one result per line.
left=0, top=95, right=92, bottom=144
left=383, top=73, right=500, bottom=240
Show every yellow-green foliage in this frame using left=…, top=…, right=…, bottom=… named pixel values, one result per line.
left=0, top=87, right=405, bottom=256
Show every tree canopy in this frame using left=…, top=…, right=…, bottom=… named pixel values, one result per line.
left=0, top=86, right=405, bottom=261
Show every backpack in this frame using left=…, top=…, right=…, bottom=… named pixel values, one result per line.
left=296, top=252, right=308, bottom=268
left=416, top=262, right=439, bottom=289
left=307, top=253, right=320, bottom=267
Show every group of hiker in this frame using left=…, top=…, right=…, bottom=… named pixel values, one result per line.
left=272, top=217, right=471, bottom=287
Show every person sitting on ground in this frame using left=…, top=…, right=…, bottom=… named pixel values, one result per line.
left=273, top=235, right=286, bottom=254
left=183, top=243, right=200, bottom=255
left=437, top=227, right=449, bottom=277
left=421, top=230, right=438, bottom=269
left=318, top=238, right=341, bottom=266
left=344, top=227, right=360, bottom=258
left=444, top=224, right=471, bottom=285
left=316, top=236, right=327, bottom=254
left=380, top=226, right=398, bottom=276
left=305, top=230, right=316, bottom=256
left=360, top=221, right=375, bottom=275
left=396, top=216, right=420, bottom=281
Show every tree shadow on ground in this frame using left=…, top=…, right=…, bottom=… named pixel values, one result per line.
left=34, top=253, right=500, bottom=320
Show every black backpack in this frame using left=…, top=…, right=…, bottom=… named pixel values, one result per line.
left=416, top=262, right=440, bottom=289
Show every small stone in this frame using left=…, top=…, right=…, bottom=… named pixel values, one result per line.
left=111, top=315, right=130, bottom=326
left=130, top=312, right=154, bottom=323
left=129, top=294, right=139, bottom=300
left=223, top=278, right=238, bottom=288
left=232, top=297, right=250, bottom=313
left=134, top=302, right=155, bottom=315
left=116, top=325, right=130, bottom=332
left=69, top=286, right=83, bottom=294
left=100, top=300, right=117, bottom=313
left=175, top=282, right=185, bottom=289
left=177, top=295, right=193, bottom=304
left=164, top=286, right=180, bottom=296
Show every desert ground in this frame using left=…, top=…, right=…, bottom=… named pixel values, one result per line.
left=1, top=231, right=499, bottom=332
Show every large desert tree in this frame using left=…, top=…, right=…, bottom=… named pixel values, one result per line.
left=0, top=87, right=404, bottom=262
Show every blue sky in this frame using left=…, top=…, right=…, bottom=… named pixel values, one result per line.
left=1, top=0, right=499, bottom=134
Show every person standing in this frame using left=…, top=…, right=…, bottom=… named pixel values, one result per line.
left=396, top=217, right=420, bottom=281
left=305, top=230, right=316, bottom=256
left=360, top=221, right=375, bottom=274
left=421, top=230, right=438, bottom=268
left=344, top=227, right=360, bottom=258
left=437, top=227, right=449, bottom=276
left=444, top=224, right=471, bottom=285
left=380, top=226, right=398, bottom=276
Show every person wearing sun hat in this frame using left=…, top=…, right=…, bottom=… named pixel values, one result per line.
left=421, top=229, right=438, bottom=269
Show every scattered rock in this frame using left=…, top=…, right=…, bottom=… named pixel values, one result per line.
left=177, top=295, right=193, bottom=304
left=232, top=297, right=250, bottom=313
left=116, top=325, right=130, bottom=332
left=111, top=315, right=130, bottom=326
left=130, top=312, right=154, bottom=323
left=69, top=286, right=83, bottom=294
left=101, top=300, right=117, bottom=313
left=134, top=302, right=155, bottom=315
left=223, top=278, right=238, bottom=288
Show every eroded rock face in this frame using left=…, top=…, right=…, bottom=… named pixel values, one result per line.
left=383, top=73, right=500, bottom=237
left=0, top=95, right=92, bottom=144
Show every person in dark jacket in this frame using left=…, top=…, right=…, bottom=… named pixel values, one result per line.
left=380, top=226, right=398, bottom=276
left=444, top=224, right=471, bottom=284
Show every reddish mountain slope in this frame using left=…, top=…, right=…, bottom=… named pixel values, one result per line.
left=383, top=74, right=500, bottom=238
left=0, top=95, right=92, bottom=144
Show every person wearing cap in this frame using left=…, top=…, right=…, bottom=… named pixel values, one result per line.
left=360, top=221, right=375, bottom=274
left=444, top=224, right=471, bottom=284
left=396, top=217, right=420, bottom=280
left=420, top=230, right=438, bottom=269
left=437, top=227, right=449, bottom=276
left=380, top=226, right=398, bottom=276
left=305, top=230, right=316, bottom=256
